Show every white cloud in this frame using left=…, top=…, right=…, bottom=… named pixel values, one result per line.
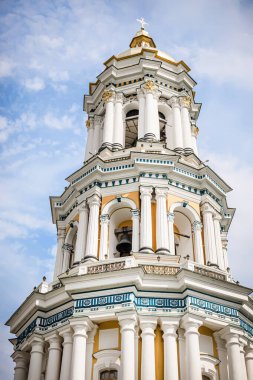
left=0, top=58, right=15, bottom=78
left=0, top=116, right=10, bottom=142
left=23, top=76, right=45, bottom=91
left=43, top=113, right=75, bottom=130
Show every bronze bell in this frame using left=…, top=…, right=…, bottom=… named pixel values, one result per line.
left=115, top=227, right=132, bottom=257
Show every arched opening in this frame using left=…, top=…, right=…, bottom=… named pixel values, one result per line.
left=100, top=369, right=118, bottom=379
left=64, top=222, right=78, bottom=269
left=159, top=111, right=166, bottom=142
left=125, top=109, right=138, bottom=148
left=109, top=208, right=133, bottom=258
left=174, top=210, right=193, bottom=259
left=202, top=376, right=211, bottom=380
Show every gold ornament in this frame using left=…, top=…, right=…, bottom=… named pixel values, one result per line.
left=85, top=119, right=91, bottom=128
left=180, top=96, right=191, bottom=108
left=143, top=80, right=156, bottom=91
left=193, top=125, right=199, bottom=136
left=102, top=90, right=114, bottom=102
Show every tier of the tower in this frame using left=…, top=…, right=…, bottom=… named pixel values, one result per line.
left=83, top=28, right=201, bottom=162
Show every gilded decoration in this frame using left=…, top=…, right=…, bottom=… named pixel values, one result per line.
left=143, top=80, right=156, bottom=91
left=180, top=96, right=192, bottom=108
left=192, top=125, right=199, bottom=137
left=102, top=90, right=114, bottom=102
left=85, top=119, right=91, bottom=128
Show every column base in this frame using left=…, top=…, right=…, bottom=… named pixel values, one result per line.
left=139, top=247, right=154, bottom=254
left=112, top=143, right=123, bottom=151
left=81, top=256, right=99, bottom=263
left=183, top=147, right=194, bottom=155
left=207, top=262, right=219, bottom=269
left=174, top=147, right=184, bottom=153
left=155, top=248, right=170, bottom=255
left=140, top=133, right=158, bottom=142
left=100, top=142, right=113, bottom=150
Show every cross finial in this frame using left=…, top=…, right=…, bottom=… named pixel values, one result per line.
left=136, top=17, right=148, bottom=30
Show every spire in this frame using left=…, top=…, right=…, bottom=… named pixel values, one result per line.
left=129, top=18, right=156, bottom=49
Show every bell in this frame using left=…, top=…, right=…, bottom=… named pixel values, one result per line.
left=116, top=233, right=132, bottom=256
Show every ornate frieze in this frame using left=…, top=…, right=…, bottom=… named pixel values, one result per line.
left=87, top=261, right=125, bottom=274
left=143, top=80, right=156, bottom=91
left=194, top=265, right=226, bottom=281
left=142, top=265, right=179, bottom=275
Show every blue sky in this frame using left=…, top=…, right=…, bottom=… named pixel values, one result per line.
left=0, top=0, right=253, bottom=378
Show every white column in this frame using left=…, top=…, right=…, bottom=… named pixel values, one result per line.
left=62, top=242, right=73, bottom=272
left=201, top=204, right=218, bottom=266
left=170, top=97, right=183, bottom=151
left=113, top=93, right=124, bottom=149
left=93, top=115, right=102, bottom=154
left=213, top=333, right=229, bottom=380
left=155, top=188, right=169, bottom=254
left=192, top=221, right=204, bottom=265
left=131, top=209, right=140, bottom=252
left=137, top=90, right=145, bottom=139
left=139, top=317, right=157, bottom=380
left=213, top=213, right=225, bottom=269
left=191, top=123, right=199, bottom=155
left=118, top=312, right=137, bottom=380
left=180, top=96, right=193, bottom=152
left=239, top=338, right=248, bottom=380
left=85, top=326, right=98, bottom=380
left=221, top=234, right=229, bottom=271
left=74, top=203, right=89, bottom=264
left=168, top=212, right=175, bottom=255
left=221, top=328, right=243, bottom=380
left=99, top=214, right=110, bottom=260
left=143, top=81, right=160, bottom=141
left=160, top=319, right=179, bottom=380
left=70, top=318, right=92, bottom=380
left=245, top=342, right=253, bottom=380
left=181, top=315, right=203, bottom=380
left=45, top=333, right=62, bottom=380
left=102, top=90, right=115, bottom=147
left=59, top=328, right=73, bottom=380
left=84, top=119, right=94, bottom=161
left=12, top=351, right=30, bottom=380
left=85, top=193, right=101, bottom=260
left=140, top=186, right=153, bottom=253
left=53, top=223, right=66, bottom=280
left=135, top=327, right=139, bottom=380
left=27, top=336, right=44, bottom=380
left=178, top=328, right=186, bottom=380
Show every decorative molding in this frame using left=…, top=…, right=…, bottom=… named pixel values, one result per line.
left=180, top=96, right=191, bottom=109
left=143, top=80, right=156, bottom=91
left=194, top=265, right=226, bottom=281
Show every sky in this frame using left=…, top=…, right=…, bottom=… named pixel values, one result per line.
left=0, top=0, right=253, bottom=378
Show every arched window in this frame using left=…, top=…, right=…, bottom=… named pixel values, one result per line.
left=158, top=111, right=166, bottom=141
left=202, top=376, right=211, bottom=380
left=125, top=109, right=139, bottom=148
left=100, top=369, right=118, bottom=379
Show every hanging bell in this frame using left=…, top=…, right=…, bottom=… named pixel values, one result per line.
left=115, top=227, right=132, bottom=257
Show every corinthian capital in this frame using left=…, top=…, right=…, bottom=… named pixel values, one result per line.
left=179, top=96, right=191, bottom=109
left=102, top=90, right=115, bottom=103
left=168, top=96, right=180, bottom=108
left=201, top=203, right=215, bottom=214
left=115, top=92, right=124, bottom=103
left=143, top=80, right=156, bottom=92
left=140, top=186, right=153, bottom=198
left=86, top=118, right=94, bottom=128
left=94, top=115, right=103, bottom=125
left=155, top=187, right=168, bottom=199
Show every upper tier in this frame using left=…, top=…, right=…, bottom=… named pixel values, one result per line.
left=83, top=28, right=201, bottom=161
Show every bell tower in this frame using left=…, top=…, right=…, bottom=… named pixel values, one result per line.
left=6, top=23, right=253, bottom=380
